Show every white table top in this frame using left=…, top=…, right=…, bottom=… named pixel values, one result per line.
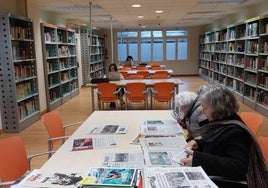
left=120, top=69, right=173, bottom=74
left=39, top=110, right=177, bottom=175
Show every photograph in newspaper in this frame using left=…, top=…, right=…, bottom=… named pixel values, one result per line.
left=140, top=119, right=184, bottom=136
left=101, top=152, right=145, bottom=168
left=143, top=166, right=218, bottom=188
left=71, top=136, right=118, bottom=151
left=88, top=124, right=128, bottom=134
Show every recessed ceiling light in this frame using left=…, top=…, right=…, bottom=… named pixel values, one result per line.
left=132, top=4, right=141, bottom=8
left=198, top=0, right=247, bottom=6
left=155, top=10, right=163, bottom=13
left=137, top=15, right=144, bottom=19
left=141, top=25, right=146, bottom=28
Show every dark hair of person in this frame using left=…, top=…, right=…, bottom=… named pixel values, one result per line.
left=125, top=56, right=133, bottom=61
left=200, top=85, right=239, bottom=120
left=108, top=63, right=118, bottom=72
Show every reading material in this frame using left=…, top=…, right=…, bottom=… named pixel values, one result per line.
left=101, top=152, right=145, bottom=168
left=80, top=167, right=139, bottom=187
left=88, top=124, right=128, bottom=134
left=71, top=136, right=117, bottom=151
left=143, top=166, right=218, bottom=188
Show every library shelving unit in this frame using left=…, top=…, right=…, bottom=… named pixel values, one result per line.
left=199, top=14, right=268, bottom=117
left=80, top=26, right=105, bottom=85
left=0, top=13, right=40, bottom=132
left=41, top=23, right=79, bottom=111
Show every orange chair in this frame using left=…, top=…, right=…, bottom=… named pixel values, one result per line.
left=137, top=71, right=150, bottom=79
left=0, top=136, right=54, bottom=186
left=128, top=74, right=144, bottom=79
left=124, top=82, right=149, bottom=109
left=136, top=65, right=148, bottom=70
left=121, top=66, right=132, bottom=71
left=151, top=74, right=168, bottom=79
left=120, top=71, right=129, bottom=79
left=240, top=112, right=263, bottom=135
left=257, top=136, right=268, bottom=164
left=42, top=111, right=82, bottom=158
left=96, top=82, right=121, bottom=110
left=151, top=66, right=163, bottom=70
left=151, top=82, right=175, bottom=109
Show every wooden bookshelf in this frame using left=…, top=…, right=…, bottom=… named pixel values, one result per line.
left=199, top=14, right=268, bottom=117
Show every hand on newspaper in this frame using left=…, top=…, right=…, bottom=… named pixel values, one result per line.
left=184, top=140, right=198, bottom=150
left=180, top=147, right=193, bottom=166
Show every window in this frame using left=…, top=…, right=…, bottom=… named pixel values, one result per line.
left=117, top=29, right=188, bottom=62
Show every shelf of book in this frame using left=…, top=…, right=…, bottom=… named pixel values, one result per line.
left=199, top=14, right=268, bottom=117
left=41, top=23, right=79, bottom=111
left=80, top=26, right=105, bottom=85
left=0, top=13, right=40, bottom=132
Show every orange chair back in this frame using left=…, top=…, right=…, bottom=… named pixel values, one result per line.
left=120, top=71, right=129, bottom=79
left=128, top=74, right=144, bottom=79
left=151, top=66, right=163, bottom=70
left=257, top=136, right=268, bottom=164
left=240, top=112, right=263, bottom=135
left=153, top=82, right=175, bottom=102
left=42, top=111, right=65, bottom=146
left=121, top=66, right=132, bottom=71
left=136, top=66, right=148, bottom=70
left=137, top=71, right=150, bottom=79
left=97, top=82, right=118, bottom=102
left=126, top=82, right=147, bottom=102
left=151, top=74, right=168, bottom=79
left=0, top=136, right=29, bottom=182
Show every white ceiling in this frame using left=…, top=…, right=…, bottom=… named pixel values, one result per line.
left=33, top=0, right=265, bottom=29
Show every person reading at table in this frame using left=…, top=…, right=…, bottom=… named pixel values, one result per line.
left=124, top=55, right=134, bottom=67
left=180, top=85, right=268, bottom=188
left=105, top=63, right=125, bottom=109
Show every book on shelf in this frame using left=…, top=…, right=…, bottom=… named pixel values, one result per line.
left=142, top=166, right=218, bottom=188
left=79, top=167, right=141, bottom=187
left=88, top=124, right=128, bottom=134
left=71, top=136, right=118, bottom=151
left=101, top=152, right=145, bottom=168
left=17, top=169, right=83, bottom=188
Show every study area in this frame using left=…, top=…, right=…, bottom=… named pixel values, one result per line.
left=0, top=0, right=268, bottom=187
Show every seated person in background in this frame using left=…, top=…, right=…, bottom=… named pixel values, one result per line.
left=174, top=85, right=208, bottom=141
left=104, top=63, right=125, bottom=108
left=180, top=85, right=268, bottom=188
left=124, top=55, right=134, bottom=66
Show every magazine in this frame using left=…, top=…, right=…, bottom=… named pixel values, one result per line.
left=101, top=152, right=145, bottom=168
left=79, top=167, right=140, bottom=187
left=140, top=119, right=184, bottom=136
left=71, top=136, right=118, bottom=151
left=143, top=166, right=218, bottom=188
left=88, top=124, right=128, bottom=134
left=17, top=169, right=83, bottom=188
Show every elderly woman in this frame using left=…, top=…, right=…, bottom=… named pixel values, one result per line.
left=174, top=85, right=208, bottom=141
left=180, top=86, right=268, bottom=188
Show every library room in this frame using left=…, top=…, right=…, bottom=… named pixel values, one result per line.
left=0, top=0, right=268, bottom=187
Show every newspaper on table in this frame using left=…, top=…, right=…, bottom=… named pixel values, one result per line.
left=71, top=135, right=118, bottom=151
left=16, top=169, right=83, bottom=188
left=88, top=124, right=128, bottom=134
left=140, top=119, right=184, bottom=136
left=143, top=166, right=218, bottom=188
left=130, top=133, right=177, bottom=145
left=140, top=136, right=188, bottom=166
left=101, top=152, right=145, bottom=168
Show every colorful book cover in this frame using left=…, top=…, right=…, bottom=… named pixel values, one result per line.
left=80, top=167, right=138, bottom=187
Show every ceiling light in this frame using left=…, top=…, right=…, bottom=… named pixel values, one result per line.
left=137, top=15, right=144, bottom=19
left=188, top=11, right=224, bottom=15
left=155, top=10, right=163, bottom=13
left=198, top=0, right=247, bottom=6
left=132, top=4, right=141, bottom=8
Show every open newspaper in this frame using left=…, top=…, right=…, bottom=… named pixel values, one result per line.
left=140, top=136, right=188, bottom=166
left=88, top=124, right=128, bottom=134
left=101, top=152, right=145, bottom=168
left=71, top=136, right=118, bottom=151
left=140, top=119, right=184, bottom=136
left=143, top=166, right=218, bottom=188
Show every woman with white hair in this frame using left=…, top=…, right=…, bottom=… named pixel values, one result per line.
left=174, top=86, right=208, bottom=141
